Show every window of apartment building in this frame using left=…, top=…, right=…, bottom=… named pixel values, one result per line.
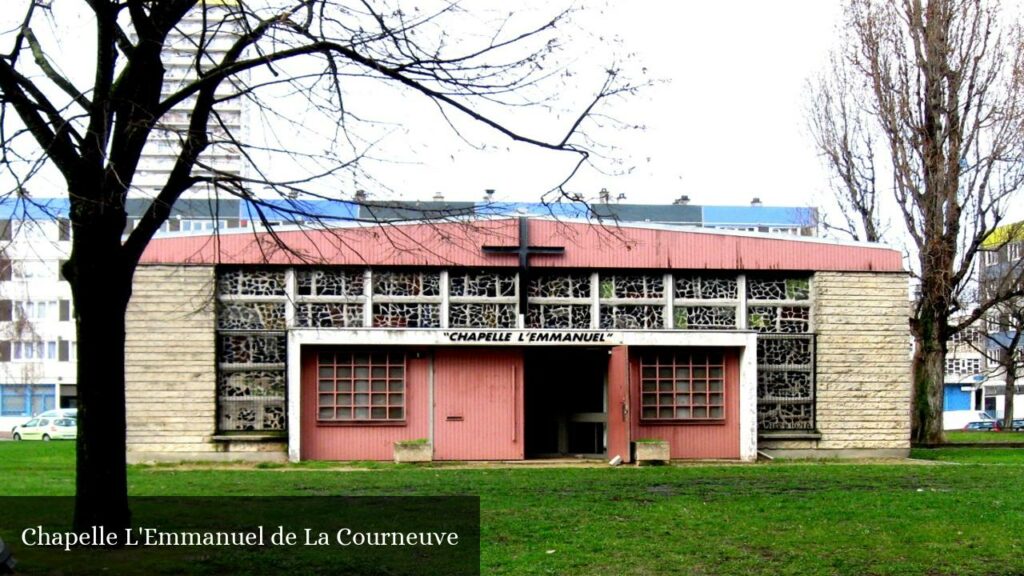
left=176, top=219, right=226, bottom=233
left=0, top=384, right=55, bottom=416
left=983, top=251, right=998, bottom=266
left=949, top=329, right=980, bottom=346
left=13, top=221, right=48, bottom=242
left=639, top=351, right=726, bottom=421
left=945, top=356, right=982, bottom=375
left=1009, top=243, right=1022, bottom=262
left=12, top=260, right=57, bottom=280
left=317, top=351, right=406, bottom=422
left=58, top=219, right=71, bottom=241
left=14, top=300, right=58, bottom=321
left=12, top=340, right=59, bottom=361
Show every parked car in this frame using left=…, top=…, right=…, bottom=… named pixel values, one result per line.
left=963, top=420, right=1002, bottom=432
left=943, top=410, right=997, bottom=431
left=12, top=417, right=77, bottom=441
left=36, top=408, right=77, bottom=420
left=1012, top=419, right=1024, bottom=432
left=10, top=409, right=77, bottom=434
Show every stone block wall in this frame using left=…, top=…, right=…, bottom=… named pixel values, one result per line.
left=760, top=271, right=912, bottom=457
left=125, top=265, right=285, bottom=462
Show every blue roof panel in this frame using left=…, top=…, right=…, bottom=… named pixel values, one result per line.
left=477, top=202, right=591, bottom=219
left=246, top=199, right=361, bottom=221
left=0, top=197, right=70, bottom=219
left=702, top=206, right=815, bottom=227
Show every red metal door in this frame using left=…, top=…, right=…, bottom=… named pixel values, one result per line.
left=434, top=349, right=524, bottom=460
left=607, top=345, right=631, bottom=463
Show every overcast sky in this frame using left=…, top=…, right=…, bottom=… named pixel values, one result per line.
left=365, top=1, right=845, bottom=208
left=4, top=0, right=1021, bottom=229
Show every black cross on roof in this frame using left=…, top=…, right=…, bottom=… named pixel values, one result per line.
left=481, top=217, right=565, bottom=315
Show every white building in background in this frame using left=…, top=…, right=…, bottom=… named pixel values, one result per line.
left=976, top=222, right=1024, bottom=422
left=0, top=218, right=76, bottom=430
left=941, top=325, right=990, bottom=430
left=0, top=3, right=246, bottom=430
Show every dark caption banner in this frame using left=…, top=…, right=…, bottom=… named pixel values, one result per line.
left=0, top=496, right=480, bottom=575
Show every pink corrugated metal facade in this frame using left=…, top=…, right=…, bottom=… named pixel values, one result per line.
left=433, top=349, right=524, bottom=461
left=300, top=350, right=431, bottom=460
left=631, top=351, right=742, bottom=460
left=141, top=218, right=903, bottom=272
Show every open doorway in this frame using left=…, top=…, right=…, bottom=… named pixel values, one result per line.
left=524, top=348, right=607, bottom=458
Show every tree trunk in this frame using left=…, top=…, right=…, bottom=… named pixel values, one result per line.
left=912, top=314, right=947, bottom=444
left=1003, top=354, right=1016, bottom=432
left=68, top=195, right=133, bottom=532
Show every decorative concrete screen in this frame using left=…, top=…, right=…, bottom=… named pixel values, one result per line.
left=747, top=276, right=815, bottom=430
left=598, top=274, right=665, bottom=329
left=372, top=270, right=442, bottom=328
left=296, top=269, right=365, bottom=328
left=673, top=275, right=739, bottom=330
left=216, top=269, right=288, bottom=432
left=526, top=274, right=592, bottom=329
left=448, top=270, right=518, bottom=328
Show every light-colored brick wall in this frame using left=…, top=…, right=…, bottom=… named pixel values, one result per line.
left=126, top=265, right=287, bottom=462
left=761, top=272, right=911, bottom=454
left=125, top=266, right=220, bottom=459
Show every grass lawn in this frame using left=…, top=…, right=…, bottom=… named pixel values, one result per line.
left=3, top=442, right=1024, bottom=575
left=944, top=430, right=1024, bottom=444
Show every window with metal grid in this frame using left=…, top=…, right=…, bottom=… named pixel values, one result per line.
left=640, top=351, right=726, bottom=421
left=317, top=351, right=406, bottom=422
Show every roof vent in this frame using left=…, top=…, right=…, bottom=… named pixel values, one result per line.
left=433, top=191, right=445, bottom=202
left=751, top=197, right=762, bottom=207
left=484, top=188, right=495, bottom=201
left=673, top=195, right=690, bottom=205
left=599, top=188, right=611, bottom=203
left=616, top=193, right=627, bottom=203
left=353, top=189, right=367, bottom=202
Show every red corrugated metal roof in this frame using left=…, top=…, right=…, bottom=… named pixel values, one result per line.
left=138, top=219, right=904, bottom=272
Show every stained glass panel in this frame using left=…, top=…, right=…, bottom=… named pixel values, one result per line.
left=674, top=276, right=738, bottom=300
left=449, top=271, right=517, bottom=298
left=297, top=269, right=364, bottom=296
left=449, top=303, right=517, bottom=328
left=526, top=304, right=592, bottom=328
left=528, top=274, right=591, bottom=299
left=373, top=271, right=441, bottom=297
left=372, top=303, right=441, bottom=328
left=599, top=304, right=664, bottom=329
left=673, top=306, right=736, bottom=330
left=297, top=303, right=364, bottom=328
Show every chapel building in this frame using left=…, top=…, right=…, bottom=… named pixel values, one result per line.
left=125, top=217, right=910, bottom=462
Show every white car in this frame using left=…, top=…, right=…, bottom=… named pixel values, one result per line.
left=943, top=410, right=996, bottom=431
left=12, top=417, right=77, bottom=441
left=36, top=408, right=77, bottom=420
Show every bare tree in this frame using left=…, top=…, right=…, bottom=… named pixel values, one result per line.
left=807, top=51, right=883, bottom=243
left=982, top=309, right=1023, bottom=431
left=0, top=0, right=637, bottom=530
left=973, top=227, right=1024, bottom=431
left=809, top=0, right=1024, bottom=443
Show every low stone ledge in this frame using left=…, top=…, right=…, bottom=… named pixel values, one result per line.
left=758, top=431, right=823, bottom=441
left=212, top=434, right=287, bottom=443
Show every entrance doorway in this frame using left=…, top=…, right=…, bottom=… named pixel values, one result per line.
left=524, top=348, right=607, bottom=458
